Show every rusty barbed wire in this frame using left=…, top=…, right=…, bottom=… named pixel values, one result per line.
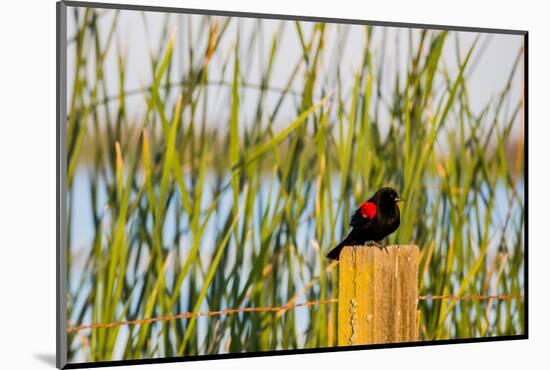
left=66, top=295, right=525, bottom=333
left=418, top=295, right=524, bottom=301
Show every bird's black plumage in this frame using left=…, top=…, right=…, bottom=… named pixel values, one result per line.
left=326, top=187, right=403, bottom=260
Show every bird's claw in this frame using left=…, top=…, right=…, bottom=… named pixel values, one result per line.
left=376, top=243, right=388, bottom=253
left=365, top=241, right=388, bottom=253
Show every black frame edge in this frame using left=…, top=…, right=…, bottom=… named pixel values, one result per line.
left=62, top=0, right=527, bottom=35
left=57, top=1, right=68, bottom=369
left=63, top=335, right=528, bottom=369
left=523, top=31, right=529, bottom=338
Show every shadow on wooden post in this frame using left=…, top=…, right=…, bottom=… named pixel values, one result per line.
left=337, top=245, right=419, bottom=346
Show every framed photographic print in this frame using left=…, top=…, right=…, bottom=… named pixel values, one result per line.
left=56, top=1, right=527, bottom=368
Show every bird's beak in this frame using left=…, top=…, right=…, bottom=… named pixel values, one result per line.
left=395, top=196, right=405, bottom=203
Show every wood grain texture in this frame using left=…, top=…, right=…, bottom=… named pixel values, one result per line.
left=337, top=245, right=419, bottom=346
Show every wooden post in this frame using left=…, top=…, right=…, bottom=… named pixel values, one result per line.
left=337, top=245, right=419, bottom=346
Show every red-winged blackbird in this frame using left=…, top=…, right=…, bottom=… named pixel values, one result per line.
left=326, top=187, right=404, bottom=260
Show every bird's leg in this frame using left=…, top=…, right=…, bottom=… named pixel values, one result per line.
left=366, top=240, right=388, bottom=253
left=365, top=240, right=378, bottom=248
left=366, top=240, right=389, bottom=253
left=375, top=241, right=388, bottom=253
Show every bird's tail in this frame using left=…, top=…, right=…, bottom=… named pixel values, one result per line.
left=326, top=234, right=355, bottom=260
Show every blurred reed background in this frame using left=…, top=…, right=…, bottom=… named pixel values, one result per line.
left=65, top=6, right=525, bottom=362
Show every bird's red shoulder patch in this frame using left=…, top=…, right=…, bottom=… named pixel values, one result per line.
left=360, top=201, right=377, bottom=219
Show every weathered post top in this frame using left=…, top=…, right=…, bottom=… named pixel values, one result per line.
left=337, top=245, right=419, bottom=346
